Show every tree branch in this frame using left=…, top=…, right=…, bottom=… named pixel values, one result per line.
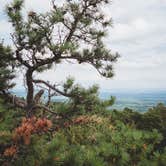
left=33, top=79, right=72, bottom=97
left=0, top=91, right=26, bottom=109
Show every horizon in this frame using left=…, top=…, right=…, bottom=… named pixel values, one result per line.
left=12, top=87, right=166, bottom=94
left=12, top=87, right=166, bottom=112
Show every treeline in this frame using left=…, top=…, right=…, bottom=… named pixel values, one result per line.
left=111, top=103, right=166, bottom=151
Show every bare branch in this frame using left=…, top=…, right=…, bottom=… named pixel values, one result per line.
left=33, top=79, right=72, bottom=97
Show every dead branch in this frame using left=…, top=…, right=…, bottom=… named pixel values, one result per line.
left=33, top=79, right=72, bottom=97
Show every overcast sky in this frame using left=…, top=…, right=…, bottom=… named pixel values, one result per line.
left=0, top=0, right=166, bottom=91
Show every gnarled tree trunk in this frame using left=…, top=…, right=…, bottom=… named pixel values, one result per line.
left=26, top=69, right=34, bottom=116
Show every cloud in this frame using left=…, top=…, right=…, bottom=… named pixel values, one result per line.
left=0, top=19, right=12, bottom=44
left=103, top=0, right=166, bottom=90
left=0, top=20, right=11, bottom=33
left=0, top=0, right=166, bottom=91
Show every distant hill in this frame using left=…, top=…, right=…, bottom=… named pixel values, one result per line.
left=11, top=89, right=166, bottom=112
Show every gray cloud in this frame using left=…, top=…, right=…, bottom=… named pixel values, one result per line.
left=0, top=0, right=166, bottom=91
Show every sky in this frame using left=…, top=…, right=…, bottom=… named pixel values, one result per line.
left=0, top=0, right=166, bottom=92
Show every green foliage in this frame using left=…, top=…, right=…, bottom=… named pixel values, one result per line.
left=0, top=99, right=24, bottom=159
left=0, top=43, right=15, bottom=92
left=111, top=104, right=166, bottom=132
left=111, top=103, right=166, bottom=151
left=6, top=0, right=23, bottom=22
left=13, top=136, right=49, bottom=166
left=0, top=99, right=166, bottom=166
left=41, top=117, right=165, bottom=166
left=58, top=78, right=115, bottom=115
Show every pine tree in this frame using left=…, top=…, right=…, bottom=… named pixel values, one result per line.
left=5, top=0, right=119, bottom=115
left=0, top=42, right=15, bottom=93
